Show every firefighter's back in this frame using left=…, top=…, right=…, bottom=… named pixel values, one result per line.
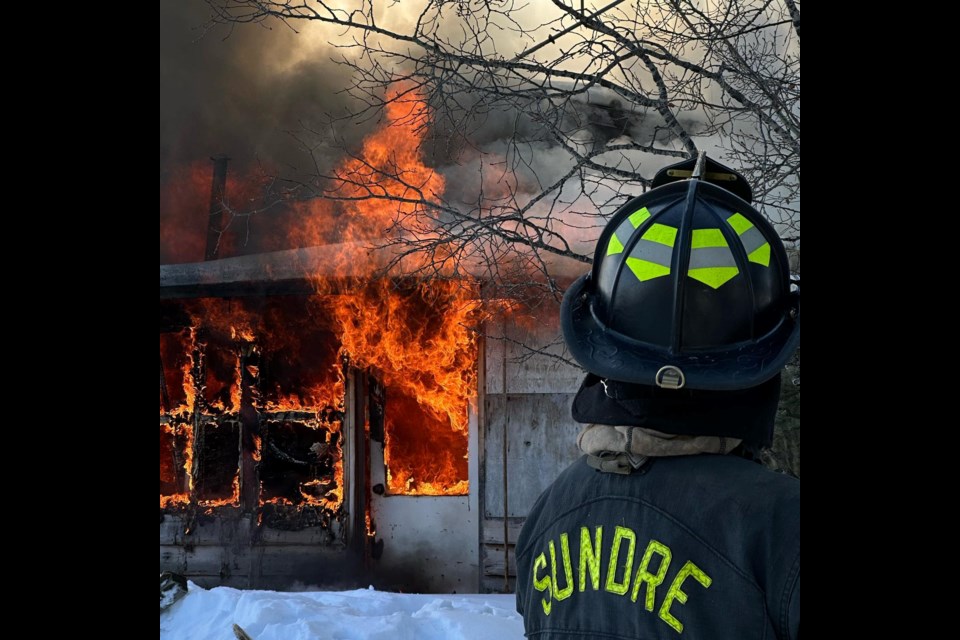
left=515, top=454, right=800, bottom=640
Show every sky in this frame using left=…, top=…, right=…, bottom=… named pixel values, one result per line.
left=160, top=584, right=525, bottom=640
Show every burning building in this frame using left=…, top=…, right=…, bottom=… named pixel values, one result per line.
left=160, top=94, right=587, bottom=593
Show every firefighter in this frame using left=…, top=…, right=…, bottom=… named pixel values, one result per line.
left=515, top=154, right=800, bottom=640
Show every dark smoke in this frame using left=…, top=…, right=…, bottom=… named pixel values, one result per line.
left=160, top=0, right=371, bottom=179
left=159, top=2, right=686, bottom=265
left=160, top=0, right=380, bottom=263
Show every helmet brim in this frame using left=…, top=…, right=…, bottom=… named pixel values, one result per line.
left=561, top=273, right=800, bottom=391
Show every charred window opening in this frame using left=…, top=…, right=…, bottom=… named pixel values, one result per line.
left=159, top=424, right=178, bottom=494
left=160, top=329, right=194, bottom=508
left=193, top=420, right=241, bottom=506
left=384, top=392, right=469, bottom=496
left=159, top=420, right=191, bottom=508
left=200, top=340, right=240, bottom=413
left=259, top=415, right=343, bottom=530
left=369, top=282, right=474, bottom=496
left=159, top=282, right=477, bottom=532
left=160, top=331, right=192, bottom=414
left=159, top=296, right=348, bottom=532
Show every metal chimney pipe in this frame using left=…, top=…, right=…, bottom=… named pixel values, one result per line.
left=205, top=155, right=230, bottom=261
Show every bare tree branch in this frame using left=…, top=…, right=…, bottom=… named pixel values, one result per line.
left=204, top=0, right=800, bottom=362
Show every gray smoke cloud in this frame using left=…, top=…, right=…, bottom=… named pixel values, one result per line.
left=160, top=1, right=795, bottom=265
left=161, top=2, right=685, bottom=199
left=424, top=86, right=696, bottom=262
left=160, top=0, right=372, bottom=178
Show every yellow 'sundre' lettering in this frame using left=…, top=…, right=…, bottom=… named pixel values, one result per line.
left=550, top=534, right=575, bottom=601
left=660, top=561, right=713, bottom=633
left=605, top=526, right=636, bottom=596
left=531, top=526, right=712, bottom=635
left=579, top=526, right=603, bottom=592
left=533, top=552, right=552, bottom=615
left=631, top=540, right=672, bottom=610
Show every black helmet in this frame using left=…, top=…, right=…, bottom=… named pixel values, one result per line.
left=561, top=155, right=799, bottom=392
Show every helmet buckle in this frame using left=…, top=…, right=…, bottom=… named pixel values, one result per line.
left=655, top=366, right=685, bottom=390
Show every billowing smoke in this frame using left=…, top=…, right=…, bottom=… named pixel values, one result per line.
left=160, top=3, right=672, bottom=265
left=160, top=1, right=796, bottom=268
left=423, top=86, right=694, bottom=264
left=159, top=2, right=651, bottom=265
left=160, top=1, right=380, bottom=263
left=160, top=0, right=369, bottom=176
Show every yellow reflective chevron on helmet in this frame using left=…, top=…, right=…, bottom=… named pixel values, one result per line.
left=725, top=212, right=753, bottom=235
left=747, top=243, right=770, bottom=266
left=606, top=233, right=624, bottom=256
left=608, top=208, right=652, bottom=257
left=726, top=213, right=771, bottom=267
left=690, top=228, right=726, bottom=248
left=688, top=228, right=739, bottom=289
left=643, top=223, right=678, bottom=247
left=625, top=223, right=677, bottom=281
left=613, top=213, right=768, bottom=288
left=629, top=207, right=651, bottom=228
left=626, top=257, right=671, bottom=281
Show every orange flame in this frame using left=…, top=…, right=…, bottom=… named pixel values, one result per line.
left=197, top=475, right=240, bottom=508
left=159, top=422, right=193, bottom=508
left=311, top=89, right=477, bottom=495
left=160, top=161, right=288, bottom=264
left=160, top=86, right=478, bottom=517
left=252, top=434, right=262, bottom=462
left=160, top=329, right=197, bottom=416
left=169, top=298, right=347, bottom=513
left=159, top=423, right=189, bottom=509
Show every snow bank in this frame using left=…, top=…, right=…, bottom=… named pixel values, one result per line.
left=160, top=583, right=525, bottom=640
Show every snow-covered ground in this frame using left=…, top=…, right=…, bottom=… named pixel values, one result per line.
left=160, top=583, right=525, bottom=640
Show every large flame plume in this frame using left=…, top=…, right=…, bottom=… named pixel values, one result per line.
left=160, top=87, right=478, bottom=515
left=308, top=91, right=476, bottom=495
